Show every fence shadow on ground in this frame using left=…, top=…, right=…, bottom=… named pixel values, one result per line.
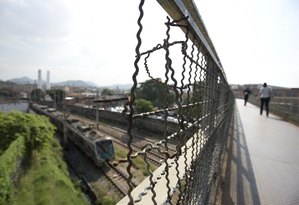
left=214, top=106, right=261, bottom=205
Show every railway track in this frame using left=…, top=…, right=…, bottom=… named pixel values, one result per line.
left=67, top=114, right=166, bottom=164
left=102, top=161, right=138, bottom=191
left=37, top=107, right=170, bottom=203
left=112, top=137, right=163, bottom=167
left=59, top=133, right=130, bottom=200
left=96, top=127, right=167, bottom=163
left=72, top=113, right=176, bottom=152
left=99, top=164, right=127, bottom=197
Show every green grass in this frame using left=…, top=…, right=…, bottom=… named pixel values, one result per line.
left=91, top=180, right=120, bottom=205
left=289, top=115, right=298, bottom=123
left=132, top=156, right=156, bottom=176
left=136, top=129, right=155, bottom=137
left=14, top=138, right=89, bottom=205
left=132, top=157, right=146, bottom=170
left=115, top=147, right=127, bottom=161
left=115, top=147, right=156, bottom=177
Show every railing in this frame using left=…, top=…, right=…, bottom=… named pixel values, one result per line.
left=248, top=97, right=299, bottom=125
left=117, top=0, right=235, bottom=204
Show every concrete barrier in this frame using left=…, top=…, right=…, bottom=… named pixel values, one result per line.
left=34, top=101, right=178, bottom=134
left=0, top=102, right=29, bottom=113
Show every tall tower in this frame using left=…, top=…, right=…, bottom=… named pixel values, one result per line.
left=38, top=69, right=42, bottom=89
left=46, top=71, right=50, bottom=90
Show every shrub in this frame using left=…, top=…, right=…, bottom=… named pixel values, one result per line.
left=0, top=111, right=56, bottom=204
left=0, top=111, right=56, bottom=154
left=0, top=136, right=25, bottom=205
left=14, top=137, right=89, bottom=205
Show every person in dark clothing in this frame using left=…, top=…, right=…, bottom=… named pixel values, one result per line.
left=243, top=87, right=251, bottom=106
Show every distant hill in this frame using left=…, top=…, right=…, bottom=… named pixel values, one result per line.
left=7, top=77, right=133, bottom=90
left=99, top=84, right=133, bottom=91
left=52, top=80, right=93, bottom=87
left=8, top=77, right=46, bottom=84
left=84, top=81, right=99, bottom=87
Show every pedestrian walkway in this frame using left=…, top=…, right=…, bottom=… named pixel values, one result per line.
left=214, top=99, right=299, bottom=205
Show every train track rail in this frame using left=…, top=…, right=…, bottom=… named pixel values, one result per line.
left=106, top=161, right=138, bottom=187
left=96, top=127, right=166, bottom=163
left=72, top=113, right=176, bottom=152
left=112, top=138, right=163, bottom=167
left=99, top=165, right=127, bottom=197
left=61, top=134, right=130, bottom=200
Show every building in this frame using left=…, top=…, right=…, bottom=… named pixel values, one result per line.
left=44, top=94, right=53, bottom=101
left=2, top=83, right=38, bottom=93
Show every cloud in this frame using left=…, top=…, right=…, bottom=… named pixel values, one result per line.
left=1, top=0, right=297, bottom=88
left=0, top=0, right=72, bottom=40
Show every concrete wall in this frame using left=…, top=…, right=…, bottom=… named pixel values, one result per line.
left=65, top=98, right=84, bottom=105
left=36, top=101, right=178, bottom=134
left=0, top=102, right=29, bottom=113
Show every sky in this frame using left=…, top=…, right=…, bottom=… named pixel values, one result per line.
left=0, top=0, right=298, bottom=88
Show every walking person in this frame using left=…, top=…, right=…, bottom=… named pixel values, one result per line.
left=257, top=83, right=273, bottom=116
left=243, top=87, right=252, bottom=106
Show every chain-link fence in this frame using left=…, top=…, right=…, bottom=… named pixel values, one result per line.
left=248, top=97, right=299, bottom=125
left=116, top=1, right=235, bottom=204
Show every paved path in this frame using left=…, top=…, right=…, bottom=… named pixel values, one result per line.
left=215, top=99, right=299, bottom=205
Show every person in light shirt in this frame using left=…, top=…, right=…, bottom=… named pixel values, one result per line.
left=257, top=83, right=273, bottom=117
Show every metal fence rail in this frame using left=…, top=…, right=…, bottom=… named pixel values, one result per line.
left=248, top=97, right=299, bottom=125
left=117, top=0, right=235, bottom=204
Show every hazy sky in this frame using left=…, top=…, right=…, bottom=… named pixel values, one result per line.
left=0, top=0, right=298, bottom=88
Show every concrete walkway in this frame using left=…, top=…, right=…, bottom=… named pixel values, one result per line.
left=215, top=99, right=299, bottom=205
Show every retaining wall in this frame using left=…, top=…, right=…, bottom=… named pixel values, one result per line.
left=35, top=101, right=178, bottom=134
left=0, top=102, right=29, bottom=113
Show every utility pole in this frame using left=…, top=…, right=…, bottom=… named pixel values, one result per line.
left=54, top=88, right=56, bottom=109
left=88, top=100, right=91, bottom=115
left=28, top=87, right=30, bottom=113
left=34, top=80, right=36, bottom=101
left=63, top=92, right=68, bottom=145
left=96, top=90, right=99, bottom=130
left=58, top=92, right=60, bottom=108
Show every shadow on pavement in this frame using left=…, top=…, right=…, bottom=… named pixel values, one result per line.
left=214, top=105, right=261, bottom=205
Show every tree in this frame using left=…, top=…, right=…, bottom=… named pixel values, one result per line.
left=30, top=89, right=44, bottom=100
left=0, top=90, right=8, bottom=97
left=182, top=81, right=204, bottom=119
left=48, top=89, right=65, bottom=104
left=135, top=79, right=175, bottom=109
left=0, top=111, right=56, bottom=154
left=101, top=89, right=114, bottom=96
left=123, top=92, right=130, bottom=98
left=133, top=99, right=155, bottom=113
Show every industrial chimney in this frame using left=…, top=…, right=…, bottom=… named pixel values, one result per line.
left=38, top=69, right=42, bottom=89
left=46, top=71, right=50, bottom=90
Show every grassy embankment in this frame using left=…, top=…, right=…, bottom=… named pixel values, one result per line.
left=14, top=137, right=89, bottom=205
left=0, top=111, right=89, bottom=205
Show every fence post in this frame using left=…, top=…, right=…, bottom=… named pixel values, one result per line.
left=274, top=100, right=277, bottom=115
left=63, top=92, right=68, bottom=145
left=96, top=91, right=99, bottom=130
left=284, top=98, right=288, bottom=120
left=289, top=99, right=293, bottom=122
left=54, top=88, right=56, bottom=109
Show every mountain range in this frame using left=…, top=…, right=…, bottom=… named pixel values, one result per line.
left=7, top=77, right=133, bottom=91
left=8, top=76, right=46, bottom=84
